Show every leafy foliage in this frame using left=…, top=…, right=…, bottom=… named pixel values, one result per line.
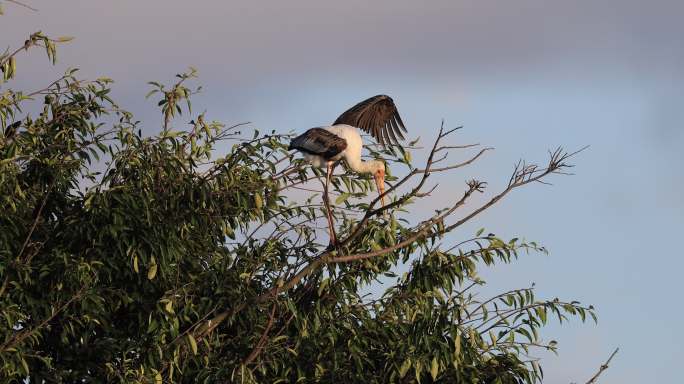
left=0, top=32, right=595, bottom=383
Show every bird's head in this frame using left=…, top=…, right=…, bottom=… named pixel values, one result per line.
left=370, top=160, right=386, bottom=207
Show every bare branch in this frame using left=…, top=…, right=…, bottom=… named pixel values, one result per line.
left=435, top=142, right=480, bottom=153
left=339, top=122, right=469, bottom=247
left=331, top=181, right=481, bottom=263
left=415, top=183, right=439, bottom=197
left=415, top=147, right=493, bottom=173
left=6, top=0, right=38, bottom=12
left=193, top=137, right=584, bottom=355
left=334, top=147, right=583, bottom=263
left=441, top=125, right=463, bottom=136
left=584, top=348, right=619, bottom=384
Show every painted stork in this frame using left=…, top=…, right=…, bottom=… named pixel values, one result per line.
left=288, top=94, right=407, bottom=245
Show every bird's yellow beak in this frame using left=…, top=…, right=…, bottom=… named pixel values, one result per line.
left=374, top=170, right=386, bottom=207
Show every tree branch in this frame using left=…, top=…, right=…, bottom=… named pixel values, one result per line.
left=0, top=288, right=84, bottom=352
left=584, top=348, right=619, bottom=384
left=415, top=147, right=493, bottom=173
left=243, top=303, right=278, bottom=366
left=330, top=181, right=481, bottom=263
left=6, top=0, right=38, bottom=12
left=193, top=136, right=584, bottom=353
left=340, top=122, right=467, bottom=247
left=435, top=142, right=480, bottom=153
left=16, top=181, right=53, bottom=263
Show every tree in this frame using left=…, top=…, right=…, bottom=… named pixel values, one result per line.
left=0, top=30, right=597, bottom=383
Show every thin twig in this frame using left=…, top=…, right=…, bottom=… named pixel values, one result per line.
left=193, top=137, right=583, bottom=349
left=331, top=181, right=480, bottom=263
left=17, top=182, right=53, bottom=262
left=243, top=303, right=278, bottom=365
left=435, top=143, right=480, bottom=153
left=585, top=348, right=619, bottom=384
left=339, top=123, right=452, bottom=247
left=415, top=147, right=493, bottom=173
left=6, top=0, right=38, bottom=12
left=26, top=74, right=69, bottom=97
left=0, top=288, right=84, bottom=352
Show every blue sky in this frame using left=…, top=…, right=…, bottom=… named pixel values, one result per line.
left=4, top=1, right=683, bottom=382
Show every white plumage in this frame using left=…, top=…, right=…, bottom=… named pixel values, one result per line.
left=302, top=125, right=372, bottom=169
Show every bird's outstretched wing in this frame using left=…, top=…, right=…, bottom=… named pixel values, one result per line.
left=333, top=94, right=407, bottom=147
left=289, top=128, right=347, bottom=159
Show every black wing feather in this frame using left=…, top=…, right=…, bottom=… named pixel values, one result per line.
left=392, top=115, right=406, bottom=140
left=333, top=94, right=407, bottom=147
left=386, top=117, right=399, bottom=144
left=289, top=128, right=347, bottom=159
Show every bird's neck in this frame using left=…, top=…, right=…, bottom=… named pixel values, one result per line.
left=346, top=156, right=376, bottom=174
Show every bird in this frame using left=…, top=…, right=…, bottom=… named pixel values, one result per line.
left=288, top=94, right=407, bottom=245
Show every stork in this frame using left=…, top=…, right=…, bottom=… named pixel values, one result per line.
left=288, top=95, right=407, bottom=245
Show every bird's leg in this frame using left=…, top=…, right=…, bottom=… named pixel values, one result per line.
left=323, top=161, right=338, bottom=247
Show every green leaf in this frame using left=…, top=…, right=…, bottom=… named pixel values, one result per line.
left=403, top=150, right=412, bottom=163
left=187, top=334, right=198, bottom=355
left=335, top=193, right=351, bottom=205
left=0, top=51, right=594, bottom=382
left=399, top=359, right=411, bottom=378
left=20, top=357, right=29, bottom=375
left=430, top=357, right=439, bottom=380
left=415, top=359, right=422, bottom=383
left=489, top=329, right=497, bottom=344
left=317, top=278, right=330, bottom=296
left=147, top=256, right=158, bottom=280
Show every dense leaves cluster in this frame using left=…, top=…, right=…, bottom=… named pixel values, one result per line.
left=0, top=33, right=595, bottom=383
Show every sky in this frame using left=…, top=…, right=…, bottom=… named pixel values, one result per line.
left=4, top=1, right=684, bottom=382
